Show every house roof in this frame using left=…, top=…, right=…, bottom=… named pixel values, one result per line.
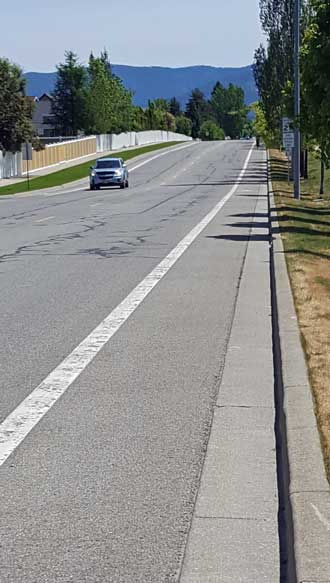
left=39, top=93, right=53, bottom=101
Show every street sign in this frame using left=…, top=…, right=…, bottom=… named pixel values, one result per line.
left=283, top=133, right=294, bottom=153
left=22, top=142, right=33, bottom=161
left=22, top=142, right=33, bottom=190
left=282, top=118, right=294, bottom=154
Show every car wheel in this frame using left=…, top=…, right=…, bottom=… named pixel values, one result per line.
left=96, top=185, right=101, bottom=190
left=120, top=181, right=125, bottom=189
left=90, top=184, right=95, bottom=191
left=125, top=180, right=129, bottom=188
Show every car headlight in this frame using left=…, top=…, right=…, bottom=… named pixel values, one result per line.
left=91, top=171, right=96, bottom=177
left=114, top=170, right=123, bottom=176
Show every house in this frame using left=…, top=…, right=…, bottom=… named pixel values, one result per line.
left=31, top=93, right=56, bottom=137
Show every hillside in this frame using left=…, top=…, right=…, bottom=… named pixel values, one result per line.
left=24, top=64, right=257, bottom=107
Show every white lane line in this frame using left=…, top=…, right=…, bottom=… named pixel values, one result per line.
left=0, top=143, right=254, bottom=467
left=35, top=216, right=55, bottom=223
left=129, top=142, right=196, bottom=173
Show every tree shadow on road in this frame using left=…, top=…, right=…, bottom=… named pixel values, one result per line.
left=206, top=233, right=270, bottom=242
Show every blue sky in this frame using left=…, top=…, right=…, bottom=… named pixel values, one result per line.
left=1, top=0, right=264, bottom=71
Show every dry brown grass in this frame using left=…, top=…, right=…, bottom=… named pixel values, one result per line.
left=289, top=259, right=330, bottom=475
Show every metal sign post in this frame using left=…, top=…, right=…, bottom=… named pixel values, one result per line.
left=294, top=0, right=301, bottom=200
left=22, top=143, right=33, bottom=190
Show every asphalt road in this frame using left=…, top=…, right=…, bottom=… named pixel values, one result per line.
left=0, top=141, right=268, bottom=582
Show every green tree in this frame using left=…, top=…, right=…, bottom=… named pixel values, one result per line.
left=210, top=82, right=247, bottom=138
left=175, top=115, right=192, bottom=136
left=86, top=51, right=134, bottom=134
left=144, top=100, right=165, bottom=130
left=251, top=101, right=275, bottom=145
left=153, top=98, right=170, bottom=112
left=169, top=97, right=181, bottom=117
left=52, top=51, right=88, bottom=136
left=86, top=53, right=112, bottom=134
left=185, top=89, right=210, bottom=138
left=144, top=99, right=175, bottom=130
left=100, top=48, right=112, bottom=76
left=301, top=0, right=330, bottom=193
left=109, top=76, right=134, bottom=133
left=164, top=112, right=177, bottom=131
left=199, top=121, right=225, bottom=141
left=210, top=82, right=227, bottom=126
left=253, top=0, right=295, bottom=144
left=0, top=58, right=36, bottom=152
left=131, top=106, right=147, bottom=131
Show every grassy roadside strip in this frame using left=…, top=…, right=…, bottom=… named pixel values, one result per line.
left=270, top=148, right=330, bottom=478
left=0, top=141, right=184, bottom=196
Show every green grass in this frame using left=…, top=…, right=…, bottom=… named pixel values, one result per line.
left=0, top=141, right=183, bottom=196
left=270, top=149, right=330, bottom=260
left=302, top=153, right=330, bottom=200
left=270, top=149, right=330, bottom=200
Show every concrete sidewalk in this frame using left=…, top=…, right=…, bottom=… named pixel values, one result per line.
left=180, top=171, right=280, bottom=581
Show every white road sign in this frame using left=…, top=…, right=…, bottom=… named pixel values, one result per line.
left=282, top=118, right=294, bottom=154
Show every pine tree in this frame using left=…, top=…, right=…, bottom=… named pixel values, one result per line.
left=185, top=89, right=210, bottom=138
left=51, top=51, right=88, bottom=136
left=169, top=97, right=181, bottom=117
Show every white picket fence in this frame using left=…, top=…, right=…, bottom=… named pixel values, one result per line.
left=0, top=151, right=22, bottom=179
left=96, top=130, right=192, bottom=152
left=0, top=131, right=192, bottom=179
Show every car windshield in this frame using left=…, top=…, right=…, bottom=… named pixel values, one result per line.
left=96, top=160, right=121, bottom=169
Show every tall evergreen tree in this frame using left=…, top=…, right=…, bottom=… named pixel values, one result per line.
left=169, top=97, right=181, bottom=117
left=109, top=75, right=134, bottom=133
left=86, top=54, right=113, bottom=134
left=100, top=49, right=112, bottom=76
left=51, top=51, right=88, bottom=136
left=185, top=89, right=210, bottom=138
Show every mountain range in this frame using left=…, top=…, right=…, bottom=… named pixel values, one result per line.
left=24, top=64, right=257, bottom=107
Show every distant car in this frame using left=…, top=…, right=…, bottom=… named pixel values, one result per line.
left=90, top=158, right=129, bottom=190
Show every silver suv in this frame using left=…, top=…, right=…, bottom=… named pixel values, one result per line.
left=90, top=158, right=129, bottom=190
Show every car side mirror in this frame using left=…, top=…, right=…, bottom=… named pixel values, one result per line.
left=90, top=166, right=94, bottom=170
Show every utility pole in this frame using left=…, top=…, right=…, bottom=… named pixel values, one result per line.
left=294, top=0, right=301, bottom=200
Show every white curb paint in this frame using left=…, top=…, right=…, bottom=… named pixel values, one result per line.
left=0, top=143, right=254, bottom=466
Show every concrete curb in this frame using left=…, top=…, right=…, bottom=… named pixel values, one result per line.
left=267, top=158, right=330, bottom=582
